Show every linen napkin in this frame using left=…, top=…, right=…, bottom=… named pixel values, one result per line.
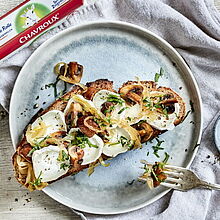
left=1, top=0, right=220, bottom=219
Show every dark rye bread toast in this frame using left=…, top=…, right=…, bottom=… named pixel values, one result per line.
left=13, top=80, right=114, bottom=188
left=12, top=79, right=185, bottom=190
left=118, top=80, right=185, bottom=141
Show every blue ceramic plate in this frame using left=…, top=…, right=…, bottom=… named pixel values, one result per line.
left=9, top=21, right=203, bottom=214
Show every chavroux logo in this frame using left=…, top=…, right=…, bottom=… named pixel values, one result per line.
left=15, top=3, right=51, bottom=33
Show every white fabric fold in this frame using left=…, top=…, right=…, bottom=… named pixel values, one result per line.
left=0, top=0, right=220, bottom=219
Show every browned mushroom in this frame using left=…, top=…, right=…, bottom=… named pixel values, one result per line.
left=119, top=84, right=144, bottom=105
left=100, top=101, right=115, bottom=115
left=65, top=102, right=83, bottom=128
left=17, top=144, right=32, bottom=162
left=83, top=87, right=98, bottom=100
left=77, top=115, right=101, bottom=138
left=68, top=146, right=84, bottom=168
left=54, top=62, right=83, bottom=84
left=132, top=121, right=154, bottom=143
left=46, top=131, right=67, bottom=145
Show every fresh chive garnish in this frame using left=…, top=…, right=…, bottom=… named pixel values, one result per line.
left=118, top=107, right=128, bottom=114
left=29, top=171, right=42, bottom=186
left=154, top=67, right=164, bottom=82
left=152, top=138, right=164, bottom=158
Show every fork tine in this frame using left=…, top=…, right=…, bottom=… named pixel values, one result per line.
left=164, top=165, right=186, bottom=172
left=163, top=171, right=183, bottom=178
left=160, top=182, right=184, bottom=191
left=165, top=177, right=184, bottom=184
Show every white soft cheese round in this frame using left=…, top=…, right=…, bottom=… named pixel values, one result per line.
left=68, top=128, right=104, bottom=165
left=142, top=103, right=180, bottom=131
left=92, top=90, right=126, bottom=121
left=32, top=145, right=70, bottom=182
left=103, top=127, right=132, bottom=157
left=27, top=110, right=67, bottom=144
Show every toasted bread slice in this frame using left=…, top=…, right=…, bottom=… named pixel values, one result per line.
left=118, top=81, right=185, bottom=142
left=157, top=86, right=185, bottom=125
left=12, top=80, right=114, bottom=190
left=12, top=79, right=185, bottom=191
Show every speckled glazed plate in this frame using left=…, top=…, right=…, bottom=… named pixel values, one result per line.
left=9, top=21, right=203, bottom=214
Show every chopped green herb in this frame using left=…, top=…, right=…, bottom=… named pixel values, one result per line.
left=119, top=136, right=133, bottom=149
left=27, top=136, right=51, bottom=157
left=162, top=108, right=169, bottom=119
left=93, top=117, right=107, bottom=127
left=57, top=150, right=70, bottom=162
left=143, top=98, right=152, bottom=109
left=154, top=67, right=164, bottom=82
left=59, top=97, right=70, bottom=101
left=109, top=142, right=120, bottom=146
left=103, top=105, right=115, bottom=114
left=27, top=145, right=41, bottom=157
left=163, top=152, right=170, bottom=164
left=118, top=107, right=128, bottom=114
left=152, top=138, right=164, bottom=158
left=60, top=163, right=70, bottom=170
left=71, top=130, right=99, bottom=149
left=104, top=116, right=112, bottom=124
left=29, top=171, right=42, bottom=186
left=106, top=94, right=125, bottom=105
left=37, top=135, right=50, bottom=145
left=154, top=104, right=161, bottom=109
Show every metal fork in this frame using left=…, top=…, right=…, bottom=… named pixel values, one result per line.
left=140, top=161, right=220, bottom=191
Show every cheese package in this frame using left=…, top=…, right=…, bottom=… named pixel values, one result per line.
left=0, top=0, right=83, bottom=60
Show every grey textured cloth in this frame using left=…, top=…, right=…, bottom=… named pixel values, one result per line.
left=0, top=0, right=220, bottom=219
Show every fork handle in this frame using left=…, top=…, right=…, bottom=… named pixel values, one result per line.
left=198, top=180, right=220, bottom=191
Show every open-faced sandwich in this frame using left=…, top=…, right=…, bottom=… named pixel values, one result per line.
left=12, top=62, right=186, bottom=191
